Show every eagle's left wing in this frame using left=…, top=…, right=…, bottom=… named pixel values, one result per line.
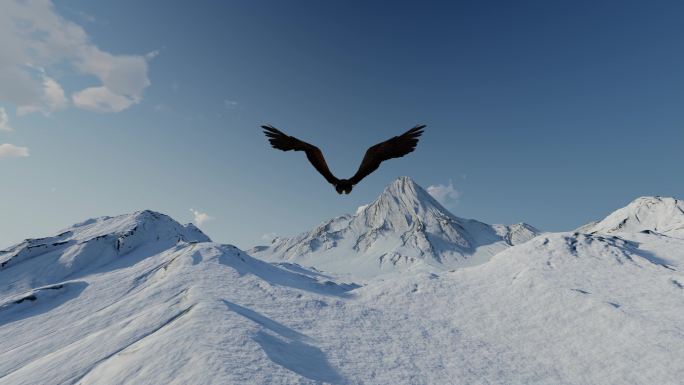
left=348, top=125, right=426, bottom=185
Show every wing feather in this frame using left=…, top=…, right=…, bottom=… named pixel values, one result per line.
left=261, top=125, right=340, bottom=185
left=349, top=125, right=426, bottom=185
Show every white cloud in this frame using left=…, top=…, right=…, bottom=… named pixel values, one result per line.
left=145, top=50, right=160, bottom=60
left=224, top=100, right=239, bottom=109
left=152, top=103, right=169, bottom=112
left=0, top=108, right=12, bottom=132
left=426, top=180, right=460, bottom=207
left=261, top=232, right=278, bottom=242
left=190, top=209, right=213, bottom=226
left=0, top=1, right=153, bottom=114
left=17, top=70, right=68, bottom=115
left=0, top=143, right=29, bottom=159
left=72, top=86, right=136, bottom=113
left=75, top=10, right=96, bottom=24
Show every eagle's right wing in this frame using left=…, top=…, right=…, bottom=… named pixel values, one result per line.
left=261, top=125, right=340, bottom=186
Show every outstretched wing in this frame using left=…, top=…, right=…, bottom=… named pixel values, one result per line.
left=261, top=125, right=340, bottom=185
left=349, top=125, right=426, bottom=185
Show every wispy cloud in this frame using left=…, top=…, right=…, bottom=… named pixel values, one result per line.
left=426, top=180, right=460, bottom=207
left=190, top=209, right=213, bottom=226
left=75, top=10, right=96, bottom=23
left=224, top=100, right=239, bottom=109
left=0, top=1, right=154, bottom=114
left=0, top=143, right=29, bottom=159
left=152, top=103, right=169, bottom=113
left=0, top=108, right=12, bottom=132
left=72, top=87, right=135, bottom=113
left=261, top=232, right=278, bottom=242
left=15, top=68, right=68, bottom=116
left=61, top=5, right=97, bottom=24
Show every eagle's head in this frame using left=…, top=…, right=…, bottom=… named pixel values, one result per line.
left=335, top=180, right=353, bottom=194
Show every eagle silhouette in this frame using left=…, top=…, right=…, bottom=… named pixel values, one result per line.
left=261, top=124, right=426, bottom=194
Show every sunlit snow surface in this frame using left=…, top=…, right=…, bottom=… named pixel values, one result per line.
left=1, top=187, right=684, bottom=384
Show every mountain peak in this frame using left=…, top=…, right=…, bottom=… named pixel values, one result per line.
left=382, top=176, right=430, bottom=200
left=580, top=196, right=684, bottom=236
left=1, top=210, right=211, bottom=286
left=250, top=177, right=540, bottom=276
left=68, top=210, right=211, bottom=244
left=628, top=196, right=678, bottom=208
left=386, top=175, right=419, bottom=189
left=371, top=176, right=446, bottom=219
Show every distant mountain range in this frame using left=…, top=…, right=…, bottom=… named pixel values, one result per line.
left=1, top=182, right=683, bottom=384
left=250, top=176, right=541, bottom=277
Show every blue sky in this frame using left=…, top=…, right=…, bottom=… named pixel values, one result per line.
left=1, top=0, right=683, bottom=249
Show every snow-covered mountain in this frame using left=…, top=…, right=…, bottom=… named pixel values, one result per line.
left=250, top=176, right=540, bottom=277
left=0, top=210, right=209, bottom=290
left=2, top=196, right=684, bottom=384
left=578, top=196, right=684, bottom=238
left=0, top=211, right=357, bottom=385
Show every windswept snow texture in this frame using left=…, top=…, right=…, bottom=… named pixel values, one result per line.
left=250, top=176, right=541, bottom=277
left=2, top=195, right=684, bottom=384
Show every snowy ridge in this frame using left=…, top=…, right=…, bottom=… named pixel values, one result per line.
left=250, top=177, right=541, bottom=277
left=0, top=210, right=210, bottom=290
left=493, top=222, right=541, bottom=246
left=579, top=196, right=684, bottom=238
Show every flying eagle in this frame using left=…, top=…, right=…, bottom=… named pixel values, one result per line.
left=261, top=124, right=426, bottom=194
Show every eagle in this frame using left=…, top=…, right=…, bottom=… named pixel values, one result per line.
left=261, top=124, right=426, bottom=194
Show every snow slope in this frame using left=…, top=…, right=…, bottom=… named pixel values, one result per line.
left=2, top=197, right=684, bottom=384
left=250, top=177, right=541, bottom=277
left=332, top=231, right=684, bottom=384
left=0, top=211, right=356, bottom=385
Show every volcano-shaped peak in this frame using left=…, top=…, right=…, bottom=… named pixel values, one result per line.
left=378, top=176, right=440, bottom=206
left=361, top=176, right=450, bottom=225
left=382, top=176, right=422, bottom=197
left=250, top=177, right=540, bottom=276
